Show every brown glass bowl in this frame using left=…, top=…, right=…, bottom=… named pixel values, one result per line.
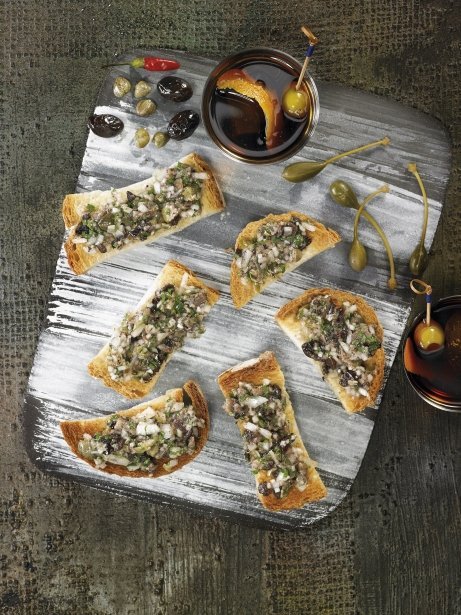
left=201, top=48, right=320, bottom=164
left=402, top=295, right=461, bottom=413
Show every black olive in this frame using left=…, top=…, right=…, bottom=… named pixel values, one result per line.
left=322, top=357, right=337, bottom=374
left=269, top=384, right=282, bottom=399
left=75, top=224, right=89, bottom=235
left=129, top=226, right=143, bottom=237
left=302, top=341, right=318, bottom=358
left=232, top=407, right=246, bottom=420
left=157, top=76, right=193, bottom=102
left=88, top=114, right=124, bottom=138
left=81, top=213, right=91, bottom=220
left=126, top=191, right=136, bottom=202
left=339, top=370, right=358, bottom=387
left=258, top=482, right=272, bottom=496
left=167, top=110, right=200, bottom=141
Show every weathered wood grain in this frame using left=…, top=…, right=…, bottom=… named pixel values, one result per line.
left=1, top=0, right=460, bottom=613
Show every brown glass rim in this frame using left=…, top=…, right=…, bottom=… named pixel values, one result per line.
left=201, top=47, right=320, bottom=165
left=402, top=295, right=461, bottom=412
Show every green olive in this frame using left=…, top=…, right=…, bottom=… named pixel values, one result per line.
left=134, top=128, right=150, bottom=148
left=136, top=99, right=156, bottom=117
left=134, top=80, right=152, bottom=99
left=153, top=131, right=170, bottom=148
left=348, top=238, right=367, bottom=272
left=113, top=76, right=131, bottom=98
left=282, top=85, right=309, bottom=119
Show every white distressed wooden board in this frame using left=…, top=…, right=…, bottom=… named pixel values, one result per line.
left=24, top=50, right=451, bottom=529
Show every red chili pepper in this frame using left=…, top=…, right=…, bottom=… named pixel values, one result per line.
left=103, top=56, right=180, bottom=71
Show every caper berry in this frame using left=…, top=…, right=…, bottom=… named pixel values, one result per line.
left=113, top=76, right=131, bottom=98
left=134, top=80, right=152, bottom=99
left=134, top=128, right=150, bottom=148
left=135, top=99, right=156, bottom=117
left=153, top=131, right=170, bottom=148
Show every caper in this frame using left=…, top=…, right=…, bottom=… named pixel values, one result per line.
left=282, top=137, right=391, bottom=183
left=153, top=131, right=170, bottom=148
left=330, top=180, right=397, bottom=290
left=134, top=80, right=152, bottom=99
left=349, top=238, right=368, bottom=272
left=113, top=76, right=131, bottom=98
left=134, top=128, right=150, bottom=148
left=136, top=99, right=156, bottom=117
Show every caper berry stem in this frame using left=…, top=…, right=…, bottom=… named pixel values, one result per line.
left=353, top=185, right=389, bottom=241
left=367, top=187, right=396, bottom=289
left=326, top=136, right=390, bottom=165
left=407, top=162, right=429, bottom=265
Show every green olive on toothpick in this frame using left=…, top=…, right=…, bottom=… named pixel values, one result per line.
left=282, top=25, right=318, bottom=120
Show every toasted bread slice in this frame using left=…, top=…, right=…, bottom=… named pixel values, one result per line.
left=63, top=152, right=225, bottom=275
left=217, top=351, right=326, bottom=511
left=60, top=380, right=209, bottom=478
left=230, top=212, right=340, bottom=308
left=276, top=288, right=385, bottom=413
left=88, top=260, right=220, bottom=399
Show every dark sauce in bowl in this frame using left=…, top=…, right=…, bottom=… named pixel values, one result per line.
left=403, top=297, right=461, bottom=412
left=202, top=49, right=319, bottom=164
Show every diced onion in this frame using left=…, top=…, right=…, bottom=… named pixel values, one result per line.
left=245, top=396, right=268, bottom=409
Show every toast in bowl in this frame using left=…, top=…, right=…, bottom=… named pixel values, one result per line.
left=276, top=288, right=385, bottom=413
left=60, top=380, right=209, bottom=477
left=230, top=212, right=340, bottom=308
left=88, top=260, right=220, bottom=399
left=217, top=351, right=326, bottom=511
left=63, top=152, right=225, bottom=275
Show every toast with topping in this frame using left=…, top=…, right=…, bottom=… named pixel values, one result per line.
left=230, top=212, right=340, bottom=308
left=276, top=288, right=385, bottom=413
left=60, top=381, right=209, bottom=477
left=88, top=260, right=219, bottom=399
left=217, top=351, right=326, bottom=511
left=63, top=152, right=225, bottom=275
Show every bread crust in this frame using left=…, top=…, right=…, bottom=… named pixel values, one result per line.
left=88, top=260, right=220, bottom=399
left=63, top=153, right=226, bottom=275
left=230, top=212, right=340, bottom=308
left=60, top=380, right=209, bottom=478
left=217, top=351, right=327, bottom=511
left=275, top=288, right=385, bottom=413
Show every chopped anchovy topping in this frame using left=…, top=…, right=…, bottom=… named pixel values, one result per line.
left=73, top=163, right=206, bottom=253
left=234, top=217, right=315, bottom=287
left=107, top=280, right=211, bottom=383
left=224, top=381, right=310, bottom=499
left=297, top=295, right=381, bottom=398
left=77, top=397, right=205, bottom=473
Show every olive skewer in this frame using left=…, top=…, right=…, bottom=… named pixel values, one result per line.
left=282, top=136, right=390, bottom=183
left=407, top=163, right=429, bottom=276
left=282, top=26, right=319, bottom=120
left=329, top=179, right=397, bottom=290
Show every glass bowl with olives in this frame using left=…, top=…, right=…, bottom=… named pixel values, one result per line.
left=201, top=48, right=319, bottom=164
left=402, top=295, right=461, bottom=412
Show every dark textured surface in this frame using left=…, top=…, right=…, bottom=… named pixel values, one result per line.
left=1, top=1, right=460, bottom=614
